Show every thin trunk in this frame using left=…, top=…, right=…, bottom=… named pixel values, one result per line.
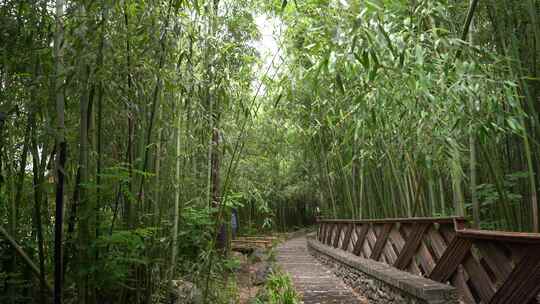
left=170, top=104, right=182, bottom=279
left=451, top=146, right=465, bottom=217
left=31, top=145, right=47, bottom=304
left=469, top=8, right=480, bottom=228
left=359, top=157, right=365, bottom=219
left=212, top=127, right=225, bottom=249
left=426, top=158, right=436, bottom=216
left=124, top=0, right=134, bottom=228
left=522, top=122, right=538, bottom=232
left=13, top=112, right=31, bottom=237
left=95, top=0, right=108, bottom=264
left=136, top=0, right=174, bottom=217
left=30, top=59, right=46, bottom=304
left=470, top=132, right=479, bottom=226
left=154, top=105, right=163, bottom=225
left=78, top=61, right=91, bottom=304
left=439, top=176, right=446, bottom=216
left=53, top=0, right=66, bottom=302
left=525, top=0, right=540, bottom=231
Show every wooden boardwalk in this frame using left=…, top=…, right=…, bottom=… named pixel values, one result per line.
left=276, top=236, right=367, bottom=304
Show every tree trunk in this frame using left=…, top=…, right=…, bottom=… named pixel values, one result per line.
left=53, top=0, right=66, bottom=302
left=171, top=102, right=182, bottom=279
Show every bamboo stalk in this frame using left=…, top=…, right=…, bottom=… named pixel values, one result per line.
left=0, top=226, right=53, bottom=296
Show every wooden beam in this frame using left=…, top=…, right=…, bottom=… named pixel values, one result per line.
left=488, top=245, right=540, bottom=304
left=341, top=223, right=354, bottom=251
left=325, top=223, right=335, bottom=245
left=333, top=223, right=344, bottom=248
left=352, top=224, right=369, bottom=256
left=318, top=216, right=465, bottom=225
left=463, top=253, right=496, bottom=303
left=457, top=228, right=540, bottom=244
left=318, top=223, right=326, bottom=242
left=394, top=223, right=430, bottom=270
left=370, top=223, right=393, bottom=261
left=429, top=236, right=472, bottom=282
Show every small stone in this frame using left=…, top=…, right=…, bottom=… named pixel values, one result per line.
left=252, top=262, right=272, bottom=285
left=250, top=248, right=268, bottom=263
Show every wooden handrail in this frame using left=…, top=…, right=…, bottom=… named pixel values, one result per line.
left=317, top=216, right=465, bottom=224
left=316, top=217, right=540, bottom=304
left=456, top=228, right=540, bottom=243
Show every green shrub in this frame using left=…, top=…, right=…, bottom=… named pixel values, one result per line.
left=255, top=271, right=299, bottom=304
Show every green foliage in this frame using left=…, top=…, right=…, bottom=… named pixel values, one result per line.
left=2, top=0, right=540, bottom=302
left=263, top=0, right=540, bottom=231
left=175, top=207, right=214, bottom=265
left=254, top=271, right=300, bottom=304
left=93, top=228, right=155, bottom=289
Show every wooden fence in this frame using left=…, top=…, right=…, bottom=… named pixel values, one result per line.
left=316, top=217, right=540, bottom=304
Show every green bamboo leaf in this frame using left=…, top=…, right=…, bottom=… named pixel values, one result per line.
left=399, top=50, right=405, bottom=67
left=369, top=49, right=379, bottom=68
left=377, top=20, right=395, bottom=56
left=336, top=74, right=345, bottom=94
left=274, top=93, right=283, bottom=108
left=350, top=35, right=358, bottom=53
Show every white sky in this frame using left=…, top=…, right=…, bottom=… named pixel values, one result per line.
left=251, top=14, right=283, bottom=95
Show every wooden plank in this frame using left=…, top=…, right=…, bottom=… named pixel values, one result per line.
left=352, top=224, right=369, bottom=256
left=323, top=223, right=330, bottom=243
left=321, top=223, right=327, bottom=242
left=333, top=223, right=344, bottom=248
left=488, top=245, right=540, bottom=304
left=429, top=236, right=472, bottom=282
left=366, top=226, right=378, bottom=250
left=463, top=253, right=496, bottom=303
left=457, top=228, right=540, bottom=244
left=417, top=241, right=436, bottom=275
left=341, top=223, right=354, bottom=251
left=382, top=238, right=399, bottom=265
left=318, top=216, right=464, bottom=224
left=384, top=228, right=405, bottom=265
left=232, top=240, right=271, bottom=245
left=394, top=223, right=430, bottom=270
left=476, top=241, right=513, bottom=284
left=236, top=236, right=278, bottom=240
left=439, top=223, right=457, bottom=244
left=389, top=228, right=406, bottom=253
left=363, top=237, right=373, bottom=258
left=370, top=223, right=393, bottom=261
left=321, top=223, right=328, bottom=242
left=325, top=223, right=335, bottom=245
left=426, top=227, right=448, bottom=260
left=506, top=243, right=527, bottom=265
left=407, top=258, right=422, bottom=276
left=451, top=266, right=476, bottom=304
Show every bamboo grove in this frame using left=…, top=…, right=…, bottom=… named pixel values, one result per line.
left=1, top=0, right=540, bottom=303
left=273, top=0, right=540, bottom=231
left=0, top=0, right=269, bottom=303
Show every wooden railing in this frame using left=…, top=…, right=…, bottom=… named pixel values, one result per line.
left=316, top=217, right=540, bottom=304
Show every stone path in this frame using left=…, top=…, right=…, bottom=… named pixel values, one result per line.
left=276, top=236, right=367, bottom=304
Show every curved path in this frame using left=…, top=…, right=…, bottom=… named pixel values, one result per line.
left=276, top=236, right=367, bottom=304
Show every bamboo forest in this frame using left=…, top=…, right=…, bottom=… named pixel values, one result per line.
left=2, top=0, right=540, bottom=303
